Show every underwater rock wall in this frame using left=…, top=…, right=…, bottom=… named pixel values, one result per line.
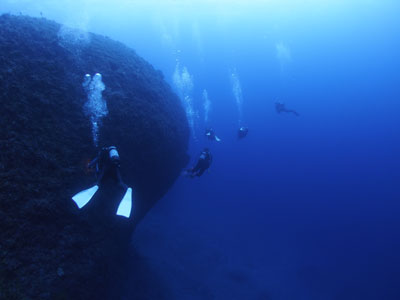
left=0, top=14, right=189, bottom=299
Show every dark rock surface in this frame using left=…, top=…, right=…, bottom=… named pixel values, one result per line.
left=0, top=14, right=189, bottom=299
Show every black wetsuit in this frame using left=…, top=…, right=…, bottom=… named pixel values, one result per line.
left=238, top=127, right=248, bottom=139
left=205, top=129, right=216, bottom=141
left=189, top=151, right=212, bottom=177
left=275, top=103, right=299, bottom=116
left=88, top=147, right=124, bottom=187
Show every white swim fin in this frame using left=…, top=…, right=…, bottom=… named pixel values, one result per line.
left=215, top=136, right=221, bottom=142
left=72, top=185, right=99, bottom=209
left=116, top=187, right=133, bottom=218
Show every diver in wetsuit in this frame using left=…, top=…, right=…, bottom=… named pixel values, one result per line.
left=71, top=146, right=133, bottom=218
left=88, top=146, right=125, bottom=188
left=275, top=101, right=299, bottom=116
left=205, top=128, right=221, bottom=142
left=187, top=148, right=213, bottom=177
left=238, top=127, right=249, bottom=139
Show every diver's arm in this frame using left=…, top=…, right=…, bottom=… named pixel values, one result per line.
left=88, top=157, right=99, bottom=168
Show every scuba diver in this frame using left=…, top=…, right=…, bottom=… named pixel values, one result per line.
left=205, top=128, right=221, bottom=142
left=88, top=146, right=126, bottom=188
left=275, top=101, right=299, bottom=116
left=186, top=148, right=213, bottom=178
left=71, top=146, right=133, bottom=218
left=238, top=127, right=249, bottom=139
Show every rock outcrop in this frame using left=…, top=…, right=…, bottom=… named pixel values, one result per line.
left=0, top=14, right=189, bottom=299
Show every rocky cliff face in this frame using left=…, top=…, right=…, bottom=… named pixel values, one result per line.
left=0, top=14, right=189, bottom=299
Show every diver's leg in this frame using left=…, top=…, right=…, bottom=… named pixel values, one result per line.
left=197, top=168, right=205, bottom=176
left=196, top=161, right=208, bottom=176
left=116, top=169, right=122, bottom=184
left=97, top=168, right=105, bottom=186
left=192, top=161, right=202, bottom=173
left=285, top=109, right=299, bottom=116
left=115, top=168, right=127, bottom=189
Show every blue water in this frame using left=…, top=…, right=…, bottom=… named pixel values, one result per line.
left=2, top=1, right=400, bottom=299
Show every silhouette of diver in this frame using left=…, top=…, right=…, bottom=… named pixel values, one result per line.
left=238, top=127, right=249, bottom=139
left=71, top=146, right=133, bottom=218
left=187, top=148, right=213, bottom=178
left=275, top=101, right=299, bottom=116
left=88, top=146, right=125, bottom=188
left=205, top=128, right=221, bottom=142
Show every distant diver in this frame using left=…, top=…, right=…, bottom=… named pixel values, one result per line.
left=186, top=148, right=213, bottom=178
left=71, top=146, right=133, bottom=218
left=238, top=127, right=249, bottom=139
left=205, top=128, right=221, bottom=142
left=275, top=101, right=299, bottom=116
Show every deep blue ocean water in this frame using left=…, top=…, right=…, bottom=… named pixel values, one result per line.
left=2, top=1, right=400, bottom=299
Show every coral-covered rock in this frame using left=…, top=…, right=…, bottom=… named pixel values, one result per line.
left=0, top=14, right=189, bottom=299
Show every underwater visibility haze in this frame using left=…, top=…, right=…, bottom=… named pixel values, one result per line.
left=1, top=0, right=400, bottom=299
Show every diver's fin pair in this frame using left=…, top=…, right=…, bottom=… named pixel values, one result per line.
left=72, top=185, right=99, bottom=209
left=71, top=186, right=133, bottom=218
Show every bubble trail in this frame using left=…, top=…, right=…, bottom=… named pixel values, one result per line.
left=82, top=73, right=107, bottom=147
left=231, top=69, right=243, bottom=126
left=173, top=63, right=197, bottom=139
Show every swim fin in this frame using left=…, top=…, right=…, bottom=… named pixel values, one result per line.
left=72, top=185, right=99, bottom=209
left=116, top=187, right=133, bottom=218
left=215, top=136, right=221, bottom=142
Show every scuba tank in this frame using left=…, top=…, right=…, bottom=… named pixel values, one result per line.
left=108, top=146, right=120, bottom=164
